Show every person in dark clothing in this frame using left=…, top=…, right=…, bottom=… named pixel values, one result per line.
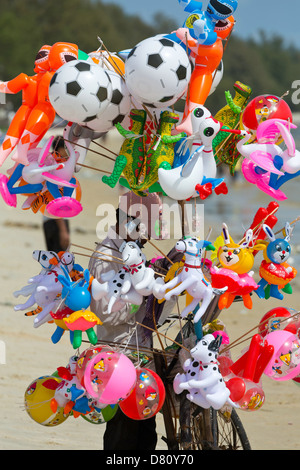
left=42, top=136, right=70, bottom=252
left=88, top=191, right=183, bottom=451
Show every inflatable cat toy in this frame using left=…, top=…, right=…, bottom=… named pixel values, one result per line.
left=255, top=223, right=297, bottom=300
left=210, top=224, right=266, bottom=309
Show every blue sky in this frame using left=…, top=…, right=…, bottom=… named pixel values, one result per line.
left=101, top=0, right=300, bottom=48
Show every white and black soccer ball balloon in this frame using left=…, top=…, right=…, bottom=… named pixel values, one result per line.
left=84, top=70, right=132, bottom=133
left=125, top=36, right=191, bottom=109
left=49, top=60, right=112, bottom=124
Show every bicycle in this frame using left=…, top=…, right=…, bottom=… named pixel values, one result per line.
left=151, top=294, right=252, bottom=451
left=90, top=294, right=252, bottom=451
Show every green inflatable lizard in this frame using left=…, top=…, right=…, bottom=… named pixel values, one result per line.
left=213, top=81, right=252, bottom=175
left=102, top=109, right=185, bottom=196
left=130, top=110, right=185, bottom=194
left=102, top=108, right=147, bottom=196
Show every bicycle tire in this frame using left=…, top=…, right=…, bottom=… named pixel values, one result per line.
left=177, top=398, right=251, bottom=450
left=211, top=408, right=252, bottom=450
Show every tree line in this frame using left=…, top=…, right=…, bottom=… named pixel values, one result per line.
left=0, top=0, right=299, bottom=113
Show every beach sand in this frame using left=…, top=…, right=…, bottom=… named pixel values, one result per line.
left=0, top=131, right=300, bottom=450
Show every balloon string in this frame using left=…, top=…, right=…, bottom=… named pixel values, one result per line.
left=136, top=321, right=190, bottom=353
left=63, top=138, right=116, bottom=162
left=221, top=310, right=300, bottom=355
left=71, top=251, right=124, bottom=266
left=70, top=249, right=165, bottom=277
left=24, top=398, right=53, bottom=410
left=141, top=235, right=174, bottom=265
left=76, top=162, right=111, bottom=174
left=91, top=140, right=119, bottom=157
left=97, top=36, right=125, bottom=81
left=71, top=243, right=123, bottom=262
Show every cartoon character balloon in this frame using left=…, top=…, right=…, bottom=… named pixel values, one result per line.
left=258, top=307, right=300, bottom=337
left=0, top=42, right=79, bottom=167
left=210, top=224, right=265, bottom=309
left=24, top=375, right=69, bottom=426
left=172, top=0, right=238, bottom=134
left=76, top=345, right=104, bottom=385
left=255, top=223, right=297, bottom=300
left=119, top=368, right=165, bottom=420
left=83, top=348, right=137, bottom=404
left=238, top=119, right=299, bottom=200
left=263, top=330, right=300, bottom=381
left=241, top=94, right=293, bottom=139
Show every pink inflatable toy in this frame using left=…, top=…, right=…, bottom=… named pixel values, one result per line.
left=263, top=330, right=300, bottom=381
left=83, top=349, right=137, bottom=404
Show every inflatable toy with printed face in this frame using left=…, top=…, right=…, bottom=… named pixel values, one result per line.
left=206, top=0, right=238, bottom=21
left=242, top=94, right=293, bottom=136
left=264, top=330, right=300, bottom=381
left=119, top=368, right=165, bottom=420
left=34, top=45, right=51, bottom=73
left=48, top=42, right=78, bottom=71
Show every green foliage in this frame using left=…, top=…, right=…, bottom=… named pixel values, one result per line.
left=0, top=0, right=299, bottom=113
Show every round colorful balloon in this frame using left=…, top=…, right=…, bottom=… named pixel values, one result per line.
left=83, top=348, right=137, bottom=404
left=263, top=330, right=300, bottom=381
left=24, top=375, right=69, bottom=426
left=119, top=368, right=165, bottom=420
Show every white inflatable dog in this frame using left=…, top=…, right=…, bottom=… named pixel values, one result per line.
left=173, top=334, right=238, bottom=410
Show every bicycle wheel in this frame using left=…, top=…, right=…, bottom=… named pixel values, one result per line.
left=178, top=397, right=218, bottom=450
left=211, top=408, right=252, bottom=450
left=178, top=398, right=251, bottom=450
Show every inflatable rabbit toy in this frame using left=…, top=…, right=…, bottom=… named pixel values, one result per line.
left=173, top=333, right=238, bottom=410
left=255, top=223, right=297, bottom=300
left=210, top=224, right=266, bottom=309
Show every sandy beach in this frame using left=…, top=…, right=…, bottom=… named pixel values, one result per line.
left=1, top=130, right=300, bottom=451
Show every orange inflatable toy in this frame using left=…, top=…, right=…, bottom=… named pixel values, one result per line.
left=0, top=45, right=51, bottom=166
left=175, top=16, right=235, bottom=135
left=0, top=42, right=79, bottom=167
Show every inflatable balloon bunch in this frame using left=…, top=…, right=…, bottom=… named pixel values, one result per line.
left=0, top=42, right=89, bottom=218
left=173, top=305, right=300, bottom=413
left=24, top=345, right=166, bottom=426
left=151, top=201, right=298, bottom=333
left=209, top=204, right=298, bottom=307
left=223, top=307, right=300, bottom=410
left=164, top=0, right=238, bottom=134
left=12, top=248, right=104, bottom=349
left=0, top=42, right=133, bottom=217
left=0, top=1, right=244, bottom=215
